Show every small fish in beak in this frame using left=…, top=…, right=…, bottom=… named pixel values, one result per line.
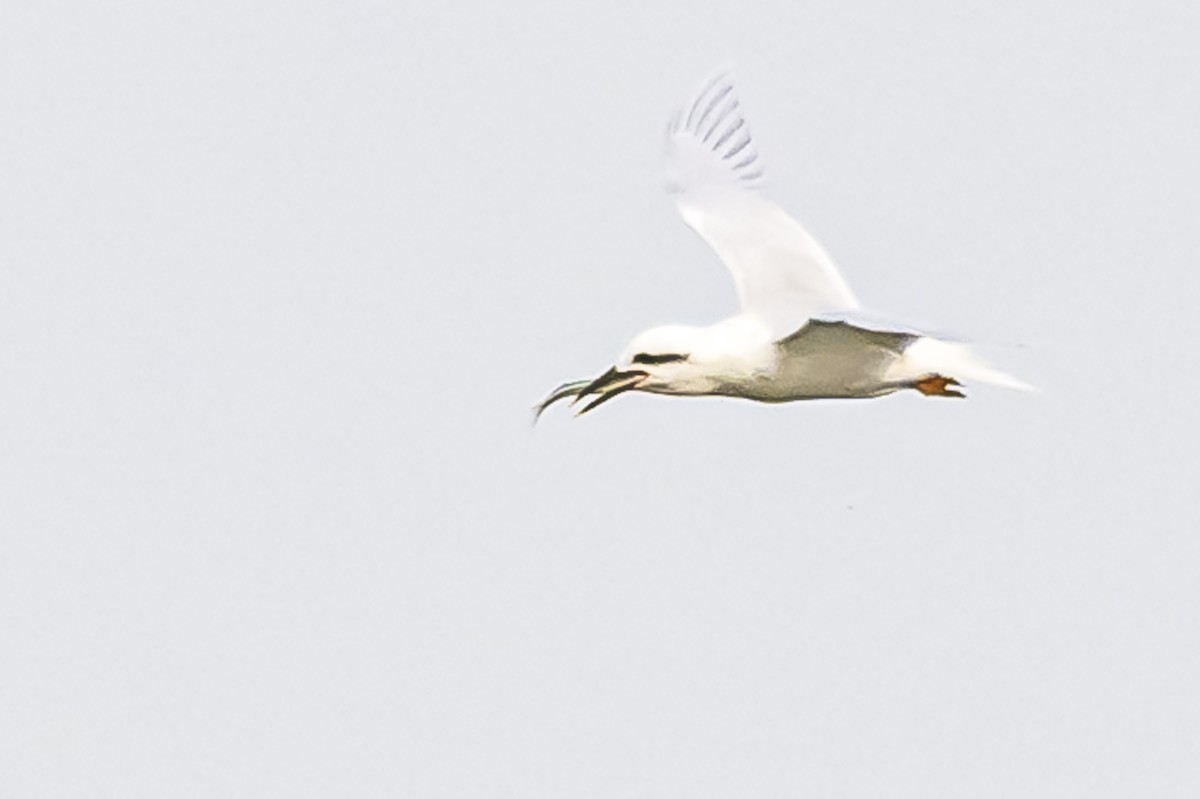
left=532, top=378, right=592, bottom=422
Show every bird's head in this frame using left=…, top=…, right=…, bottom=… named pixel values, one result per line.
left=615, top=325, right=712, bottom=392
left=534, top=321, right=771, bottom=420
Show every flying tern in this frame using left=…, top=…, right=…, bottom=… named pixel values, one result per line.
left=537, top=69, right=1030, bottom=420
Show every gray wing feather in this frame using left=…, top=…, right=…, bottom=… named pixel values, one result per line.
left=780, top=319, right=916, bottom=354
left=771, top=320, right=916, bottom=398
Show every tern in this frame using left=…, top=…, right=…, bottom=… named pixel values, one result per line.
left=537, top=69, right=1031, bottom=419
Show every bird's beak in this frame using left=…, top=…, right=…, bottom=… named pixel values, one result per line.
left=569, top=366, right=649, bottom=416
left=533, top=367, right=648, bottom=422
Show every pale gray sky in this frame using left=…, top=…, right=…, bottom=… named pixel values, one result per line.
left=2, top=2, right=1198, bottom=796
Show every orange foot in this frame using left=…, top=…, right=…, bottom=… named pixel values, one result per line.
left=913, top=374, right=965, bottom=398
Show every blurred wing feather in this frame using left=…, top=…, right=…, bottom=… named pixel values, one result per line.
left=664, top=70, right=860, bottom=338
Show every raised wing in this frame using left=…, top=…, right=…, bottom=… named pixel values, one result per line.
left=664, top=70, right=860, bottom=338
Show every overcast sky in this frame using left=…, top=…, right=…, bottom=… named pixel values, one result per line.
left=2, top=2, right=1199, bottom=796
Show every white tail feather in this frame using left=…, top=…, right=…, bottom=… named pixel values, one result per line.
left=890, top=337, right=1035, bottom=392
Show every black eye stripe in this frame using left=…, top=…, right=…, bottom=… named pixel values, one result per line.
left=631, top=353, right=688, bottom=365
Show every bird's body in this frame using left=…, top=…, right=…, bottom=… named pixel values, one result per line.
left=537, top=69, right=1030, bottom=419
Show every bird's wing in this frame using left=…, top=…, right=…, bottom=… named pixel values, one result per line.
left=781, top=319, right=1035, bottom=392
left=778, top=319, right=916, bottom=358
left=664, top=70, right=860, bottom=339
left=773, top=320, right=916, bottom=392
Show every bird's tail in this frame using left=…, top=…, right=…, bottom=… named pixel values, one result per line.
left=891, top=337, right=1035, bottom=392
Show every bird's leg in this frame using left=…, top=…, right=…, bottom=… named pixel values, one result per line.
left=913, top=374, right=965, bottom=398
